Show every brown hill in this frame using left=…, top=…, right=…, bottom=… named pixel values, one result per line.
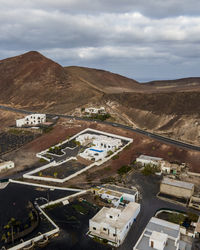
left=0, top=51, right=104, bottom=111
left=142, top=77, right=200, bottom=92
left=64, top=66, right=142, bottom=93
left=0, top=51, right=199, bottom=145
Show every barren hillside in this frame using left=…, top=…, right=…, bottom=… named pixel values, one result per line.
left=0, top=51, right=199, bottom=145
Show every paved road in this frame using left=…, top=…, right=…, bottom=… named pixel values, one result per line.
left=0, top=104, right=200, bottom=151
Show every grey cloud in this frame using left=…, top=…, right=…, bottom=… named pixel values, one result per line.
left=2, top=0, right=200, bottom=17
left=0, top=1, right=200, bottom=81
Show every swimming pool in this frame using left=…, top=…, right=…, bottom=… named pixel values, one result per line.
left=89, top=148, right=104, bottom=153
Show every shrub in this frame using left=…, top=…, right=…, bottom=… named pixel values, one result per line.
left=141, top=164, right=160, bottom=176
left=105, top=166, right=111, bottom=171
left=43, top=127, right=53, bottom=133
left=39, top=158, right=48, bottom=163
left=72, top=204, right=88, bottom=214
left=187, top=212, right=198, bottom=222
left=117, top=165, right=131, bottom=175
left=168, top=213, right=185, bottom=225
left=100, top=176, right=116, bottom=183
left=112, top=154, right=119, bottom=160
left=107, top=150, right=113, bottom=157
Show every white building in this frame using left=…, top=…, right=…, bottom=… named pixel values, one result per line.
left=85, top=107, right=106, bottom=115
left=92, top=186, right=138, bottom=207
left=160, top=161, right=184, bottom=174
left=133, top=217, right=182, bottom=250
left=16, top=114, right=46, bottom=127
left=77, top=134, right=122, bottom=161
left=136, top=155, right=163, bottom=166
left=89, top=202, right=140, bottom=247
left=0, top=161, right=15, bottom=172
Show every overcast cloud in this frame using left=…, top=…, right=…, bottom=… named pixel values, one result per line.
left=1, top=1, right=200, bottom=81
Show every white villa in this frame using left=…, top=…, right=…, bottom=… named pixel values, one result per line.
left=76, top=133, right=122, bottom=161
left=136, top=155, right=163, bottom=166
left=89, top=202, right=140, bottom=247
left=133, top=217, right=192, bottom=250
left=0, top=161, right=15, bottom=172
left=85, top=107, right=106, bottom=115
left=16, top=114, right=46, bottom=127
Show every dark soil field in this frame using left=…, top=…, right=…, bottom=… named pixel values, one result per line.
left=43, top=200, right=111, bottom=250
left=0, top=131, right=38, bottom=156
left=0, top=183, right=76, bottom=249
left=34, top=160, right=87, bottom=179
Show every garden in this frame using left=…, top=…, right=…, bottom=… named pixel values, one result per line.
left=35, top=159, right=87, bottom=179
left=156, top=210, right=198, bottom=228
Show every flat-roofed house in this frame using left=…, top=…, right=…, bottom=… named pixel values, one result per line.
left=89, top=202, right=140, bottom=246
left=160, top=177, right=194, bottom=199
left=133, top=217, right=192, bottom=250
left=136, top=155, right=163, bottom=166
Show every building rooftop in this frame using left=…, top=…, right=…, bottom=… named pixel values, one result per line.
left=150, top=231, right=168, bottom=242
left=137, top=155, right=163, bottom=161
left=101, top=189, right=122, bottom=198
left=134, top=217, right=180, bottom=250
left=103, top=184, right=138, bottom=196
left=91, top=202, right=140, bottom=231
left=162, top=177, right=194, bottom=190
left=148, top=217, right=180, bottom=238
left=135, top=234, right=177, bottom=250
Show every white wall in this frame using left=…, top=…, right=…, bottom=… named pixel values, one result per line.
left=122, top=193, right=137, bottom=203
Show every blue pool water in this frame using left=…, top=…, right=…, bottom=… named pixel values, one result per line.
left=89, top=148, right=104, bottom=153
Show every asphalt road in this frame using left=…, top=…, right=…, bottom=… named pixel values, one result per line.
left=0, top=104, right=200, bottom=152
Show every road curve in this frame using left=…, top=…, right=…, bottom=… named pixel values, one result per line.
left=0, top=104, right=200, bottom=152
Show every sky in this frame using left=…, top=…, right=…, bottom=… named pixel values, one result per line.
left=1, top=0, right=200, bottom=82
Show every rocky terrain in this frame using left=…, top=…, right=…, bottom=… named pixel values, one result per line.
left=0, top=51, right=200, bottom=145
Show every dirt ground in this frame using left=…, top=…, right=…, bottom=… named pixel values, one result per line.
left=0, top=110, right=25, bottom=130
left=1, top=117, right=200, bottom=180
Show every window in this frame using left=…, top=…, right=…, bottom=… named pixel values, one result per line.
left=109, top=215, right=113, bottom=219
left=93, top=227, right=96, bottom=230
left=103, top=228, right=107, bottom=231
left=113, top=234, right=116, bottom=237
